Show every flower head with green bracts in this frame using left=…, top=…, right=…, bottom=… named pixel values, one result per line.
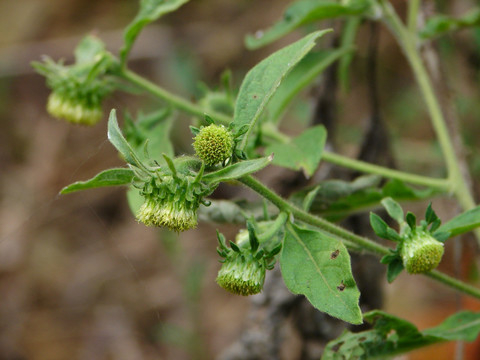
left=193, top=123, right=234, bottom=166
left=215, top=224, right=281, bottom=296
left=32, top=36, right=114, bottom=125
left=370, top=198, right=449, bottom=281
left=134, top=156, right=215, bottom=232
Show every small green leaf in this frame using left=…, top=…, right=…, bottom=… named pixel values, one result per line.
left=281, top=223, right=362, bottom=325
left=120, top=0, right=190, bottom=65
left=265, top=125, right=326, bottom=177
left=383, top=256, right=404, bottom=283
left=370, top=212, right=388, bottom=238
left=406, top=212, right=417, bottom=230
left=381, top=197, right=404, bottom=224
left=61, top=168, right=135, bottom=194
left=266, top=48, right=351, bottom=123
left=435, top=205, right=480, bottom=238
left=245, top=0, right=372, bottom=49
left=420, top=8, right=480, bottom=39
left=425, top=202, right=439, bottom=225
left=233, top=30, right=332, bottom=149
left=201, top=156, right=273, bottom=184
left=107, top=109, right=144, bottom=168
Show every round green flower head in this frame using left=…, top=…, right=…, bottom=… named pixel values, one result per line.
left=136, top=174, right=210, bottom=232
left=216, top=251, right=266, bottom=296
left=47, top=92, right=103, bottom=125
left=193, top=124, right=234, bottom=166
left=400, top=231, right=444, bottom=274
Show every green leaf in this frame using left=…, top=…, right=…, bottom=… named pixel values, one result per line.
left=420, top=8, right=480, bottom=39
left=385, top=257, right=404, bottom=283
left=233, top=30, right=332, bottom=149
left=338, top=17, right=361, bottom=93
left=120, top=0, right=190, bottom=65
left=424, top=311, right=480, bottom=341
left=370, top=212, right=389, bottom=238
left=266, top=48, right=351, bottom=123
left=201, top=156, right=273, bottom=184
left=74, top=35, right=106, bottom=64
left=322, top=310, right=480, bottom=359
left=107, top=109, right=144, bottom=168
left=61, top=168, right=135, bottom=194
left=289, top=178, right=442, bottom=222
left=281, top=223, right=362, bottom=324
left=435, top=205, right=480, bottom=238
left=245, top=0, right=372, bottom=49
left=381, top=197, right=404, bottom=224
left=264, top=125, right=326, bottom=177
left=406, top=212, right=417, bottom=230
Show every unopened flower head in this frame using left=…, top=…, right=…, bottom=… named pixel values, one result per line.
left=400, top=231, right=444, bottom=274
left=216, top=251, right=266, bottom=296
left=193, top=124, right=234, bottom=166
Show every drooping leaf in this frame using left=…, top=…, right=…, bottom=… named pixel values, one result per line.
left=281, top=223, right=362, bottom=324
left=322, top=310, right=480, bottom=359
left=381, top=253, right=404, bottom=283
left=435, top=205, right=480, bottom=238
left=201, top=156, right=273, bottom=184
left=264, top=125, right=326, bottom=177
left=120, top=0, right=190, bottom=65
left=420, top=8, right=480, bottom=39
left=233, top=30, right=332, bottom=149
left=245, top=0, right=372, bottom=49
left=266, top=48, right=351, bottom=123
left=61, top=168, right=135, bottom=194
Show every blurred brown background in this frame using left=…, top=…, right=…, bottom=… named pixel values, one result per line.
left=1, top=0, right=480, bottom=359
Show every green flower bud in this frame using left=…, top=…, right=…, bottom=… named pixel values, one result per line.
left=193, top=124, right=234, bottom=166
left=400, top=231, right=444, bottom=274
left=216, top=251, right=266, bottom=296
left=47, top=92, right=103, bottom=125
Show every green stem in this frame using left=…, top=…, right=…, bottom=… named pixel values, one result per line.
left=379, top=0, right=478, bottom=234
left=118, top=68, right=232, bottom=126
left=322, top=151, right=451, bottom=191
left=258, top=211, right=288, bottom=242
left=240, top=174, right=480, bottom=299
left=407, top=0, right=420, bottom=34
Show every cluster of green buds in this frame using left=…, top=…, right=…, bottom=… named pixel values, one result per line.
left=32, top=36, right=114, bottom=125
left=134, top=155, right=216, bottom=232
left=215, top=222, right=281, bottom=296
left=370, top=198, right=449, bottom=281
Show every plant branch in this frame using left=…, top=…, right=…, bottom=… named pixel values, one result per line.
left=239, top=174, right=480, bottom=300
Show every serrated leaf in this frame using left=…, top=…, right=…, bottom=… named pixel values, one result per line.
left=61, top=168, right=135, bottom=194
left=201, top=156, right=272, bottom=184
left=281, top=223, right=362, bottom=324
left=120, top=0, right=190, bottom=65
left=425, top=202, right=439, bottom=225
left=233, top=30, right=332, bottom=149
left=322, top=310, right=480, bottom=360
left=435, top=205, right=480, bottom=238
left=381, top=197, right=404, bottom=224
left=265, top=125, right=326, bottom=177
left=245, top=0, right=372, bottom=49
left=420, top=8, right=480, bottom=39
left=107, top=109, right=144, bottom=168
left=266, top=48, right=351, bottom=123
